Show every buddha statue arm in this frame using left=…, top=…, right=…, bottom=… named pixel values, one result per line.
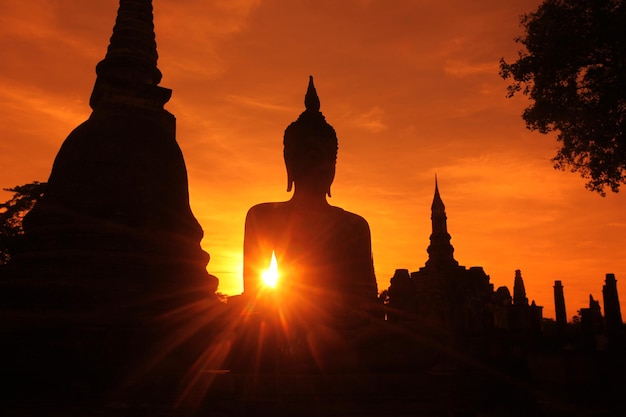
left=357, top=220, right=378, bottom=302
left=342, top=215, right=378, bottom=309
left=243, top=206, right=268, bottom=297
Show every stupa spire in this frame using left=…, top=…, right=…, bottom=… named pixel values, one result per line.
left=426, top=176, right=457, bottom=268
left=432, top=174, right=445, bottom=212
left=90, top=0, right=170, bottom=109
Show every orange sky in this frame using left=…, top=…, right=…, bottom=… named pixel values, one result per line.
left=1, top=0, right=625, bottom=320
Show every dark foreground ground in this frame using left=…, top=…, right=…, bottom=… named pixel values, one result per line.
left=3, top=361, right=625, bottom=417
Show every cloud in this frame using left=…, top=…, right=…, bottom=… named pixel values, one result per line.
left=0, top=80, right=86, bottom=127
left=443, top=60, right=498, bottom=77
left=223, top=95, right=293, bottom=112
left=341, top=106, right=388, bottom=133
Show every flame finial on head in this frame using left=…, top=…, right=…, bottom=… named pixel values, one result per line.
left=305, top=76, right=321, bottom=112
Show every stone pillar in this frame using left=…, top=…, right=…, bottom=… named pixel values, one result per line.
left=554, top=280, right=567, bottom=329
left=603, top=273, right=623, bottom=346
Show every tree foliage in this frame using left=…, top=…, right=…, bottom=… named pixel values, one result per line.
left=500, top=0, right=626, bottom=195
left=0, top=182, right=46, bottom=265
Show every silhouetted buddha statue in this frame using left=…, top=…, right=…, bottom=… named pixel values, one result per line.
left=243, top=77, right=378, bottom=326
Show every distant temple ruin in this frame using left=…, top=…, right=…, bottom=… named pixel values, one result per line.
left=387, top=179, right=543, bottom=342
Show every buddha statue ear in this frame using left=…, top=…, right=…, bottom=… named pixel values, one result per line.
left=286, top=165, right=294, bottom=192
left=326, top=164, right=335, bottom=197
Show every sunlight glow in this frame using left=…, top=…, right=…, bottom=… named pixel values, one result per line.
left=261, top=251, right=279, bottom=288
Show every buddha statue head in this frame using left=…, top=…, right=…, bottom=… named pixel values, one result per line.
left=284, top=76, right=338, bottom=197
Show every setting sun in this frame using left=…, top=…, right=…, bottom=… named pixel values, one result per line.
left=261, top=251, right=279, bottom=288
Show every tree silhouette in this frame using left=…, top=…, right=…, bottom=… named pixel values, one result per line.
left=0, top=182, right=46, bottom=264
left=500, top=0, right=626, bottom=195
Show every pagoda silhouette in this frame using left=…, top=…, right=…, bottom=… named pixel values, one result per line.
left=1, top=0, right=219, bottom=412
left=388, top=178, right=500, bottom=341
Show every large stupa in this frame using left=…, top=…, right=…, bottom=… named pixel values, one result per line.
left=1, top=1, right=219, bottom=412
left=15, top=0, right=216, bottom=313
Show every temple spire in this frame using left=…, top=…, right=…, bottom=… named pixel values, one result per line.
left=432, top=174, right=445, bottom=212
left=426, top=176, right=457, bottom=268
left=90, top=0, right=171, bottom=109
